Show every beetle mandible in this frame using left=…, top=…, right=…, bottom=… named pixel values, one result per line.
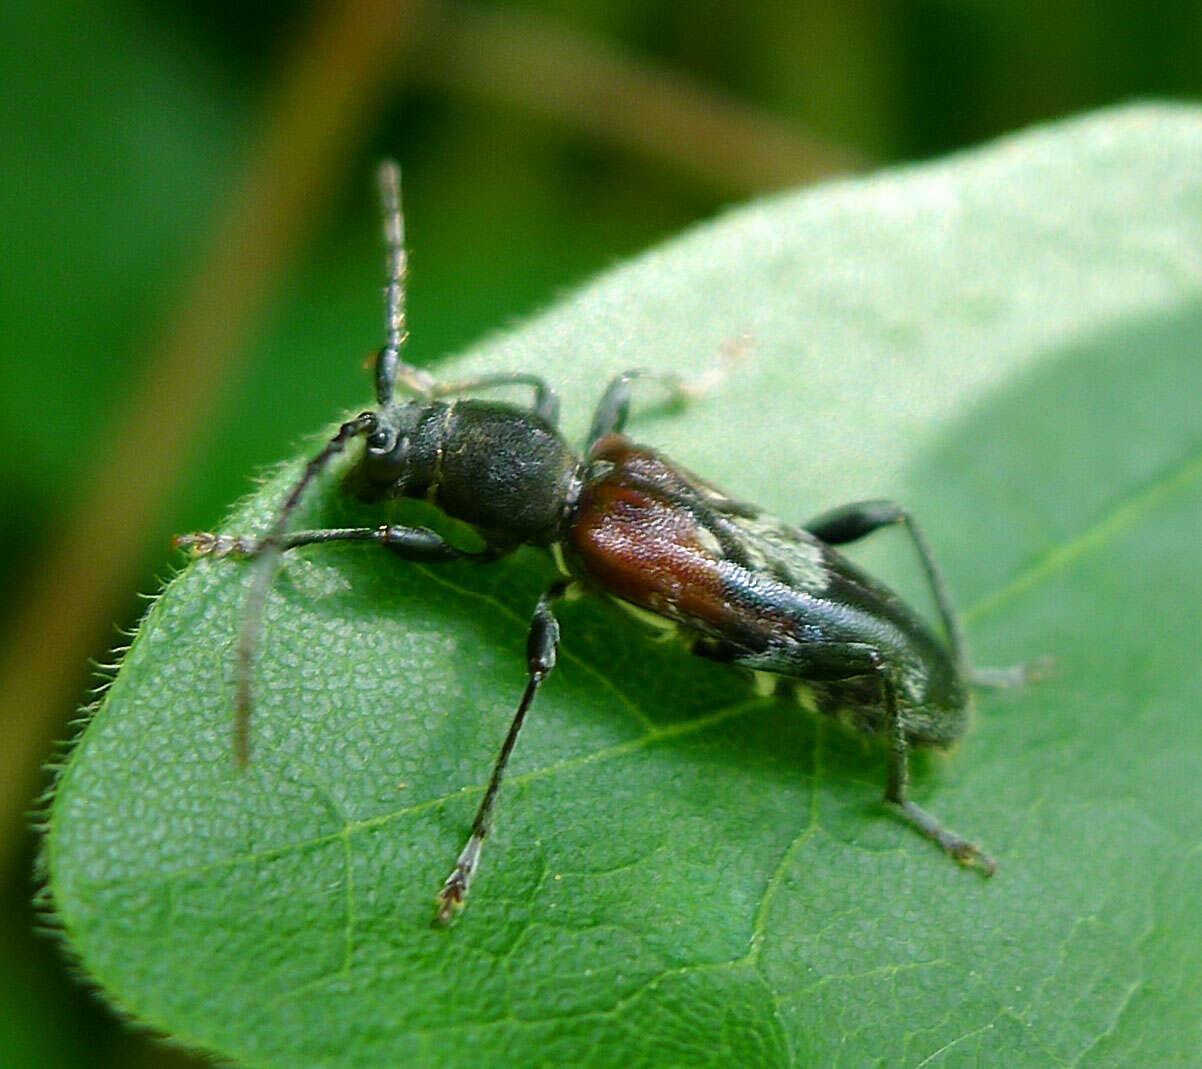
left=177, top=161, right=1036, bottom=925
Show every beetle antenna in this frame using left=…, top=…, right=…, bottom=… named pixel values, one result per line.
left=232, top=411, right=376, bottom=764
left=374, top=160, right=433, bottom=405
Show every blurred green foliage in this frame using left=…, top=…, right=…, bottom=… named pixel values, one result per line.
left=3, top=0, right=1200, bottom=1064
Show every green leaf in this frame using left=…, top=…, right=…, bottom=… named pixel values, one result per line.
left=45, top=104, right=1202, bottom=1066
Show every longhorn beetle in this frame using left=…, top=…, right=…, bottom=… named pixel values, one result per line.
left=177, top=161, right=1037, bottom=926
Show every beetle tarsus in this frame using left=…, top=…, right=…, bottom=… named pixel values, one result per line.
left=434, top=835, right=483, bottom=927
left=887, top=798, right=996, bottom=877
left=433, top=884, right=463, bottom=927
left=970, top=657, right=1055, bottom=689
left=172, top=531, right=261, bottom=558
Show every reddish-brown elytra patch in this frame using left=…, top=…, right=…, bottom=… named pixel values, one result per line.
left=569, top=435, right=737, bottom=632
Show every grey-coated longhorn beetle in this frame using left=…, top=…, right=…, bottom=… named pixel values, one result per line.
left=177, top=162, right=1037, bottom=925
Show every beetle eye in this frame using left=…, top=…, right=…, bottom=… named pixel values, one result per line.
left=367, top=428, right=391, bottom=452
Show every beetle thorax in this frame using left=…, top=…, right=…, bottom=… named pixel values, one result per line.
left=352, top=398, right=582, bottom=548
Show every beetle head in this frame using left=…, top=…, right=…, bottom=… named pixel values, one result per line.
left=351, top=399, right=445, bottom=501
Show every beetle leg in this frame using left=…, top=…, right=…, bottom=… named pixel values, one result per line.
left=804, top=500, right=1050, bottom=691
left=176, top=525, right=501, bottom=563
left=427, top=373, right=561, bottom=428
left=876, top=655, right=996, bottom=875
left=587, top=369, right=697, bottom=448
left=721, top=634, right=997, bottom=875
left=435, top=579, right=571, bottom=925
left=968, top=658, right=1055, bottom=689
left=804, top=500, right=967, bottom=672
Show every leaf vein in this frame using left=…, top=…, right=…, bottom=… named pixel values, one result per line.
left=411, top=561, right=656, bottom=730
left=965, top=437, right=1202, bottom=623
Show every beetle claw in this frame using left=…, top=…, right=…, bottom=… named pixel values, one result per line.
left=433, top=873, right=467, bottom=927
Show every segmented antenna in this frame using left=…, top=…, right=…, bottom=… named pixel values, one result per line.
left=219, top=160, right=430, bottom=761
left=375, top=159, right=406, bottom=405
left=374, top=160, right=435, bottom=404
left=232, top=410, right=376, bottom=764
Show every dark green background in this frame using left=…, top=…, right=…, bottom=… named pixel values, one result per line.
left=4, top=1, right=1201, bottom=1066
